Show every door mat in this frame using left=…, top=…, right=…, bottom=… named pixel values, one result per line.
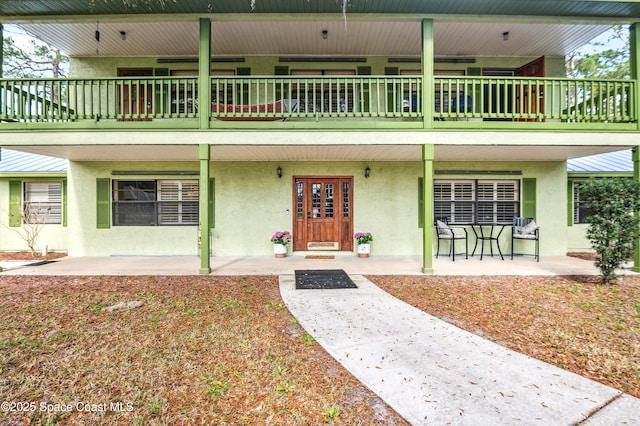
left=304, top=255, right=335, bottom=259
left=295, top=269, right=357, bottom=290
left=28, top=260, right=57, bottom=266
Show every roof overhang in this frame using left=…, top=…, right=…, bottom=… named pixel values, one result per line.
left=2, top=0, right=640, bottom=19
left=4, top=143, right=634, bottom=163
left=9, top=20, right=615, bottom=58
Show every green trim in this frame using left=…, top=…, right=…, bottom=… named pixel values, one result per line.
left=417, top=177, right=424, bottom=228
left=208, top=178, right=215, bottom=229
left=467, top=67, right=482, bottom=76
left=421, top=19, right=434, bottom=129
left=633, top=146, right=640, bottom=272
left=96, top=178, right=111, bottom=229
left=631, top=24, right=640, bottom=132
left=568, top=172, right=633, bottom=178
left=62, top=179, right=68, bottom=227
left=422, top=144, right=434, bottom=274
left=0, top=24, right=3, bottom=79
left=0, top=173, right=67, bottom=179
left=521, top=177, right=536, bottom=218
left=199, top=144, right=211, bottom=274
left=8, top=180, right=21, bottom=227
left=567, top=179, right=574, bottom=227
left=199, top=18, right=212, bottom=130
left=275, top=66, right=289, bottom=99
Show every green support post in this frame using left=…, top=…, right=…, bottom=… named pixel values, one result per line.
left=0, top=24, right=4, bottom=78
left=199, top=144, right=211, bottom=274
left=631, top=23, right=640, bottom=272
left=632, top=23, right=640, bottom=132
left=422, top=144, right=434, bottom=273
left=199, top=18, right=212, bottom=130
left=633, top=147, right=640, bottom=272
left=421, top=19, right=434, bottom=129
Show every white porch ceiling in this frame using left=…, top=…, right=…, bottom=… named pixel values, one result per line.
left=16, top=20, right=612, bottom=58
left=8, top=144, right=631, bottom=163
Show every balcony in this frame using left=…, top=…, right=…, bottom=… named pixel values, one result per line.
left=0, top=75, right=636, bottom=131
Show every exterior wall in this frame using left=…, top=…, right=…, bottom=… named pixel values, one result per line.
left=433, top=160, right=567, bottom=257
left=69, top=55, right=564, bottom=78
left=65, top=158, right=567, bottom=257
left=567, top=224, right=592, bottom=252
left=67, top=161, right=201, bottom=256
left=67, top=160, right=424, bottom=256
left=0, top=180, right=68, bottom=253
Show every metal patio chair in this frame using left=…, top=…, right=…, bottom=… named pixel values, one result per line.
left=511, top=217, right=539, bottom=262
left=435, top=218, right=468, bottom=261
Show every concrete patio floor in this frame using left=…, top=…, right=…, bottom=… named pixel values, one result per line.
left=0, top=253, right=634, bottom=276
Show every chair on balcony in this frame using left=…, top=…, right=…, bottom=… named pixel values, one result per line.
left=511, top=217, right=539, bottom=262
left=435, top=218, right=468, bottom=261
left=451, top=94, right=473, bottom=113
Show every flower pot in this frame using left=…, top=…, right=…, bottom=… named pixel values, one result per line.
left=357, top=243, right=371, bottom=258
left=274, top=243, right=287, bottom=258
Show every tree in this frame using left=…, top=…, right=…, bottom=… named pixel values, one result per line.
left=2, top=28, right=69, bottom=78
left=580, top=179, right=640, bottom=284
left=566, top=25, right=630, bottom=79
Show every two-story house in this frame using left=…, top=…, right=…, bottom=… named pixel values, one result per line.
left=1, top=1, right=639, bottom=274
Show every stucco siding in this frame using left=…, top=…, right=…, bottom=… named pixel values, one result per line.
left=59, top=159, right=569, bottom=257
left=0, top=181, right=68, bottom=253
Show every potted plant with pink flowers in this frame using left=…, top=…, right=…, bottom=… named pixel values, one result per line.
left=354, top=232, right=373, bottom=258
left=271, top=231, right=292, bottom=258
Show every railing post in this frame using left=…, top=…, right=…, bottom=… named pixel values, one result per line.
left=421, top=19, right=434, bottom=129
left=199, top=18, right=212, bottom=129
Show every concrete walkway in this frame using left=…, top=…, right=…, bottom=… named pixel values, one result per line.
left=280, top=274, right=640, bottom=425
left=0, top=254, right=630, bottom=276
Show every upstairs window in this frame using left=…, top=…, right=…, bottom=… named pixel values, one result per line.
left=113, top=179, right=199, bottom=226
left=23, top=182, right=62, bottom=224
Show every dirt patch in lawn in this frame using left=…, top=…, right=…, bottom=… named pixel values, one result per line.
left=371, top=274, right=640, bottom=399
left=566, top=251, right=601, bottom=261
left=0, top=273, right=638, bottom=424
left=0, top=251, right=67, bottom=261
left=0, top=276, right=408, bottom=425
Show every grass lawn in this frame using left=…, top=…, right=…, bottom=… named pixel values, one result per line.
left=0, top=274, right=638, bottom=424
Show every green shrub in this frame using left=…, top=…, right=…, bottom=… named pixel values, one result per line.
left=581, top=178, right=640, bottom=283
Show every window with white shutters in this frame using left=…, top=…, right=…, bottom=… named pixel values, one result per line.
left=23, top=182, right=62, bottom=224
left=113, top=179, right=199, bottom=226
left=434, top=180, right=519, bottom=224
left=158, top=180, right=199, bottom=225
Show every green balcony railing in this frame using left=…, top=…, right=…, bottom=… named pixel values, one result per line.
left=209, top=76, right=422, bottom=120
left=435, top=76, right=636, bottom=123
left=0, top=77, right=199, bottom=122
left=0, top=75, right=636, bottom=127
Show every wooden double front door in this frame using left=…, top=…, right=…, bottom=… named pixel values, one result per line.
left=293, top=177, right=353, bottom=252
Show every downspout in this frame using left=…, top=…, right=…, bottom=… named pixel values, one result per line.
left=631, top=23, right=640, bottom=272
left=421, top=19, right=435, bottom=273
